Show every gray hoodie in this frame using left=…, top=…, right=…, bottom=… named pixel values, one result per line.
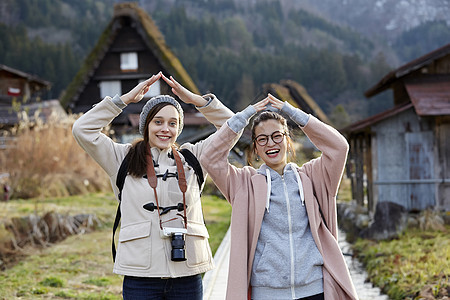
left=228, top=103, right=324, bottom=299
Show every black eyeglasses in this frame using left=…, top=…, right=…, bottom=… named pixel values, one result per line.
left=253, top=131, right=286, bottom=146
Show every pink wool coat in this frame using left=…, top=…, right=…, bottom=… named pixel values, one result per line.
left=200, top=116, right=358, bottom=300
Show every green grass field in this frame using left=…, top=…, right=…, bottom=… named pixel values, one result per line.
left=0, top=190, right=448, bottom=299
left=0, top=192, right=231, bottom=299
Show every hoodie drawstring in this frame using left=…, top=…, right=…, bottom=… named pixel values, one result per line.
left=289, top=163, right=305, bottom=206
left=265, top=168, right=271, bottom=212
left=264, top=163, right=304, bottom=211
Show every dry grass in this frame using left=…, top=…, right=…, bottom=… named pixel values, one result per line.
left=0, top=113, right=110, bottom=199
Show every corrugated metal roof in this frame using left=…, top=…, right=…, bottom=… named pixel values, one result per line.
left=342, top=102, right=413, bottom=134
left=405, top=77, right=450, bottom=116
left=365, top=43, right=450, bottom=98
left=346, top=74, right=450, bottom=133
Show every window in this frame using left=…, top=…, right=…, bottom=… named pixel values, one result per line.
left=120, top=52, right=138, bottom=71
left=99, top=81, right=121, bottom=98
left=140, top=79, right=161, bottom=98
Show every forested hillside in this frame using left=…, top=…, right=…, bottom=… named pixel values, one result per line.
left=1, top=0, right=449, bottom=124
left=0, top=0, right=113, bottom=98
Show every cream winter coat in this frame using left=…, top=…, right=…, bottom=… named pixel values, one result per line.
left=200, top=116, right=359, bottom=300
left=72, top=95, right=233, bottom=278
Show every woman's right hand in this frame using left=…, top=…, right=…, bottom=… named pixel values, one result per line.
left=252, top=97, right=270, bottom=112
left=121, top=72, right=162, bottom=105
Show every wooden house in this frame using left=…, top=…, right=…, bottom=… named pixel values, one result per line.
left=60, top=2, right=208, bottom=143
left=0, top=64, right=54, bottom=131
left=344, top=43, right=450, bottom=212
left=0, top=64, right=51, bottom=106
left=0, top=64, right=63, bottom=150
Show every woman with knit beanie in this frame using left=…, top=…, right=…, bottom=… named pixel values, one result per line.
left=72, top=72, right=233, bottom=299
left=199, top=94, right=359, bottom=300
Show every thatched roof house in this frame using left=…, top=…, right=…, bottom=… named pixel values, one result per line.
left=60, top=2, right=204, bottom=141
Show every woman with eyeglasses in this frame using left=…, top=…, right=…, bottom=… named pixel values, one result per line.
left=199, top=94, right=358, bottom=300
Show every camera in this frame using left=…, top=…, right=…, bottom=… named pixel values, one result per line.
left=161, top=227, right=187, bottom=261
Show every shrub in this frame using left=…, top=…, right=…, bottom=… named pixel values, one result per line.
left=82, top=277, right=111, bottom=287
left=40, top=276, right=65, bottom=287
left=353, top=225, right=449, bottom=299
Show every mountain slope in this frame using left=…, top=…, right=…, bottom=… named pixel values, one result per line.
left=1, top=0, right=449, bottom=123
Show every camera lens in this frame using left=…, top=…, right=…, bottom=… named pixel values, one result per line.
left=171, top=233, right=186, bottom=261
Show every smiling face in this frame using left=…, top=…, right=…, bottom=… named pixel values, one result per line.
left=254, top=119, right=288, bottom=174
left=146, top=104, right=179, bottom=150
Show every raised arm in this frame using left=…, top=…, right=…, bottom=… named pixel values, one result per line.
left=199, top=98, right=269, bottom=204
left=72, top=97, right=128, bottom=176
left=72, top=74, right=162, bottom=175
left=268, top=93, right=348, bottom=196
left=280, top=103, right=348, bottom=196
left=299, top=116, right=349, bottom=195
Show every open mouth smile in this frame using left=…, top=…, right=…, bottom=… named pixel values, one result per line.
left=265, top=149, right=280, bottom=157
left=157, top=135, right=172, bottom=141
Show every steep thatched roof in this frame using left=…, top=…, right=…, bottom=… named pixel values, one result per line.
left=60, top=2, right=199, bottom=109
left=262, top=80, right=330, bottom=124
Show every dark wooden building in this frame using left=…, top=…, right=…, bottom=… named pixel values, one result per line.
left=0, top=64, right=63, bottom=150
left=344, top=43, right=450, bottom=212
left=60, top=2, right=208, bottom=143
left=0, top=64, right=55, bottom=130
left=0, top=64, right=51, bottom=105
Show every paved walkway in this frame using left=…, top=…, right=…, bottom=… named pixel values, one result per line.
left=203, top=228, right=230, bottom=300
left=202, top=228, right=389, bottom=300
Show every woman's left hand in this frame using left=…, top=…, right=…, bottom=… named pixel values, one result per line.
left=162, top=74, right=207, bottom=107
left=267, top=93, right=284, bottom=110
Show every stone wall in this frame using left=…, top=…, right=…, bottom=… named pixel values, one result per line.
left=338, top=201, right=449, bottom=242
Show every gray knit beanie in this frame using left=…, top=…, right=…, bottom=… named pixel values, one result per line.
left=139, top=95, right=184, bottom=136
